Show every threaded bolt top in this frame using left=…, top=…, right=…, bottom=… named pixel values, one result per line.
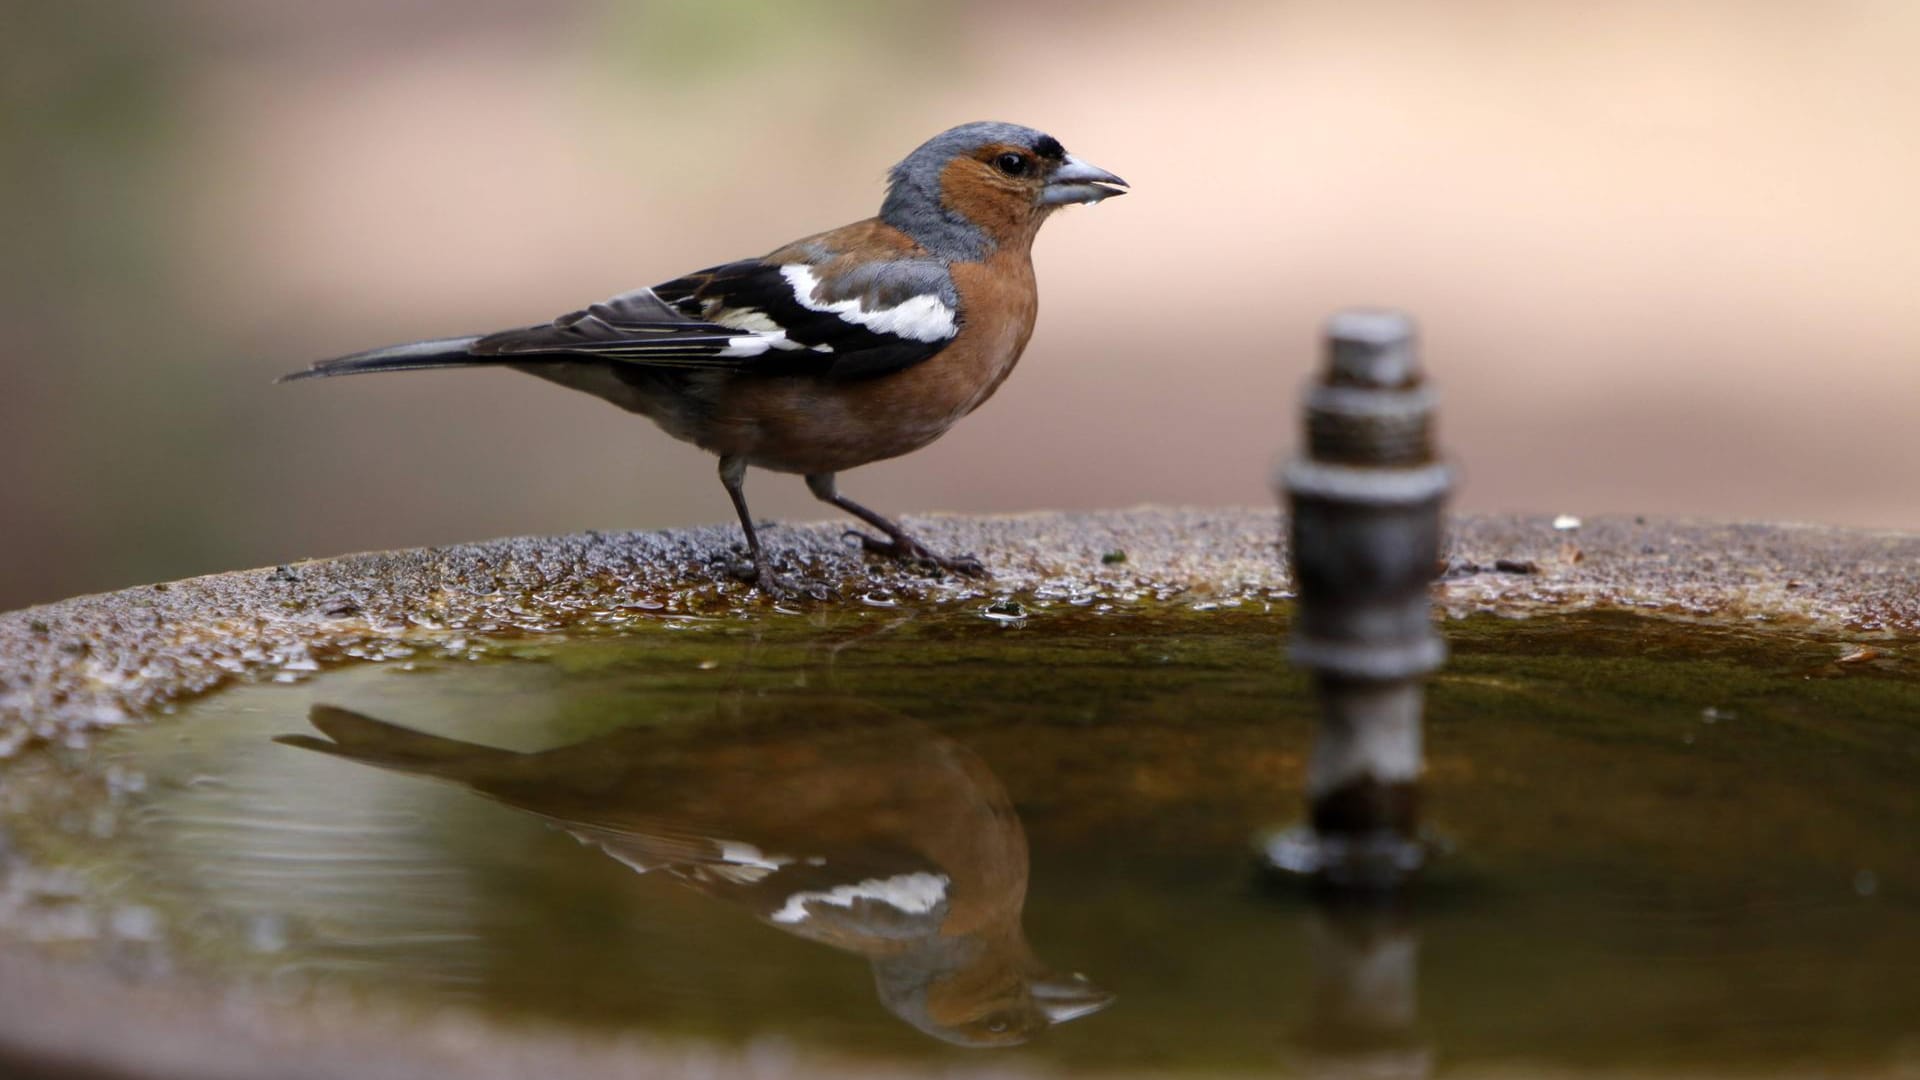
left=1326, top=310, right=1419, bottom=389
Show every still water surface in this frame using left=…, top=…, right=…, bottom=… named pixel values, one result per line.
left=16, top=606, right=1920, bottom=1074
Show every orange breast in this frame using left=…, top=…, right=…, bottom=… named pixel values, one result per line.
left=702, top=248, right=1038, bottom=476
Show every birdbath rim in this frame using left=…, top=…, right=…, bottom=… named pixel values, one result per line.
left=3, top=507, right=1920, bottom=1078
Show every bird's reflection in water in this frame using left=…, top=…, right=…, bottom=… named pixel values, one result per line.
left=277, top=701, right=1112, bottom=1047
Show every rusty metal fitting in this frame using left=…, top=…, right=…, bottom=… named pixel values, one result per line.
left=1264, top=309, right=1451, bottom=891
left=1283, top=310, right=1450, bottom=683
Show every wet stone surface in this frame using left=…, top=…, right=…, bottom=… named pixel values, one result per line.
left=2, top=604, right=1917, bottom=1077
left=7, top=509, right=1920, bottom=758
left=4, top=510, right=1920, bottom=1079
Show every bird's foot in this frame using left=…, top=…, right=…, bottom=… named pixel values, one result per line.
left=726, top=553, right=833, bottom=601
left=845, top=530, right=988, bottom=578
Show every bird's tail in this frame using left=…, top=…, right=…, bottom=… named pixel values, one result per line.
left=275, top=704, right=511, bottom=779
left=277, top=336, right=497, bottom=383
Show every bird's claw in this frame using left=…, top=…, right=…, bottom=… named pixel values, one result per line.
left=726, top=556, right=832, bottom=601
left=845, top=530, right=988, bottom=578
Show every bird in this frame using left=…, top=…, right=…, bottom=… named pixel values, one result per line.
left=281, top=122, right=1127, bottom=595
left=276, top=700, right=1114, bottom=1047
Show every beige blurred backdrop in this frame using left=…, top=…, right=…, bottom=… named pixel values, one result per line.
left=3, top=0, right=1917, bottom=612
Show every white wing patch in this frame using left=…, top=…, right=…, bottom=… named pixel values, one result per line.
left=768, top=871, right=950, bottom=925
left=779, top=265, right=958, bottom=343
left=572, top=834, right=795, bottom=884
left=698, top=841, right=796, bottom=885
left=711, top=307, right=806, bottom=359
left=710, top=307, right=783, bottom=335
left=718, top=841, right=792, bottom=872
left=706, top=303, right=838, bottom=357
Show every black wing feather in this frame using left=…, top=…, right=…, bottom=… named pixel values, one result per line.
left=476, top=258, right=955, bottom=379
left=470, top=286, right=748, bottom=369
left=286, top=254, right=958, bottom=383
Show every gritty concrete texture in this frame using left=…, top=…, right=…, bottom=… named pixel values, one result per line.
left=5, top=508, right=1920, bottom=758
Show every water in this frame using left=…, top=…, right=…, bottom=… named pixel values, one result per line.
left=3, top=606, right=1918, bottom=1075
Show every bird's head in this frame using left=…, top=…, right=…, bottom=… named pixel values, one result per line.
left=938, top=968, right=1115, bottom=1048
left=881, top=121, right=1127, bottom=260
left=875, top=926, right=1114, bottom=1048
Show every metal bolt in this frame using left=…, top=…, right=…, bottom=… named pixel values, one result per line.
left=1264, top=309, right=1451, bottom=890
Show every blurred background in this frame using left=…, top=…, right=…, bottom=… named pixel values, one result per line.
left=3, top=0, right=1917, bottom=611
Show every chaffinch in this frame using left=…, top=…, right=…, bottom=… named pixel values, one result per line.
left=282, top=122, right=1126, bottom=594
left=278, top=702, right=1113, bottom=1047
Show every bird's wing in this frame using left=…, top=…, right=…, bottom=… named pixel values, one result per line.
left=467, top=286, right=747, bottom=369
left=549, top=817, right=952, bottom=933
left=566, top=822, right=955, bottom=942
left=470, top=254, right=959, bottom=380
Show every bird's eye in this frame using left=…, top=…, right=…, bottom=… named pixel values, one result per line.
left=993, top=152, right=1030, bottom=177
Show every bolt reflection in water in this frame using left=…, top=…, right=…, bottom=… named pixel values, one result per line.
left=1288, top=906, right=1431, bottom=1079
left=276, top=701, right=1111, bottom=1047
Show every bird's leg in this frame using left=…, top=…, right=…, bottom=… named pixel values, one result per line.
left=719, top=456, right=798, bottom=596
left=805, top=473, right=986, bottom=577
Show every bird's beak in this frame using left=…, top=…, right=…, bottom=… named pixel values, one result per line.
left=1040, top=154, right=1129, bottom=206
left=1031, top=972, right=1116, bottom=1024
